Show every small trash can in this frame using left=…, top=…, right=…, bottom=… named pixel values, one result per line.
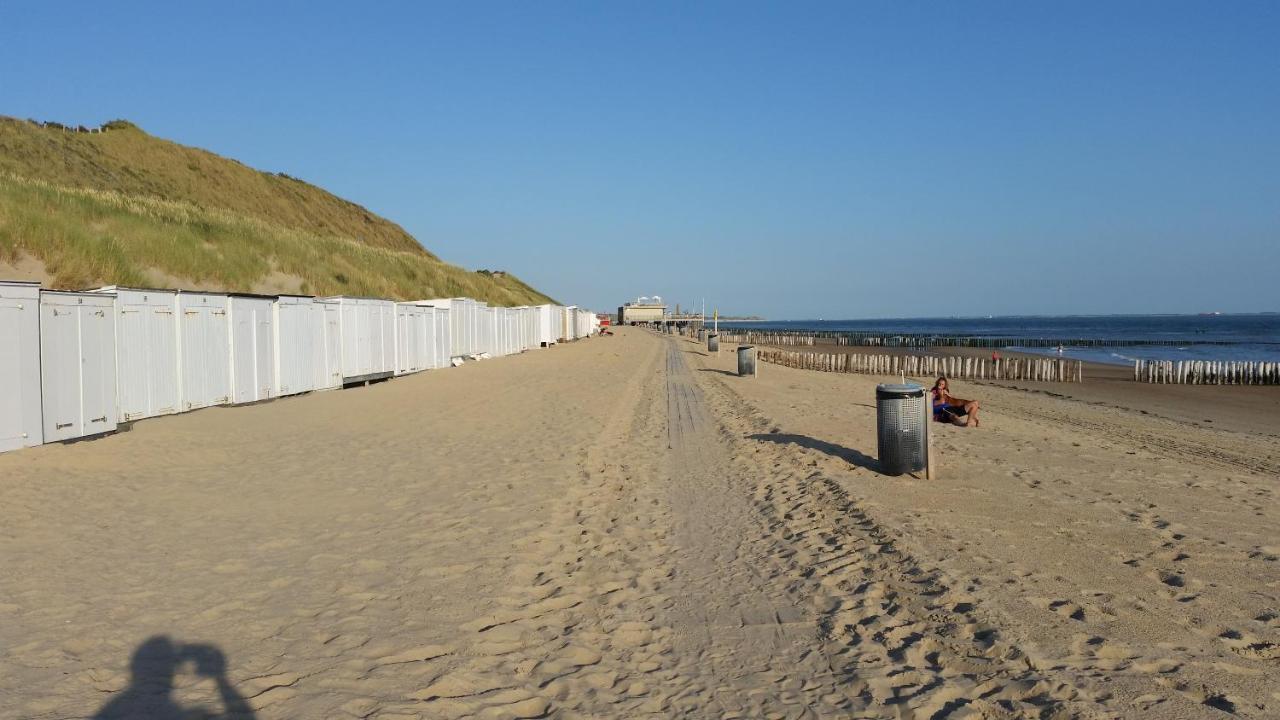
left=876, top=383, right=927, bottom=475
left=737, top=345, right=756, bottom=376
left=708, top=334, right=719, bottom=352
left=697, top=329, right=706, bottom=341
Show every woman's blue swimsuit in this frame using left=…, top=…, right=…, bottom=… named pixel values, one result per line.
left=932, top=390, right=967, bottom=419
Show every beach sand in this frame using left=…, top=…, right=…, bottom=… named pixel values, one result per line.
left=1, top=327, right=1276, bottom=718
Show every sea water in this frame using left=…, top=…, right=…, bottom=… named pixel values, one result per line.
left=720, top=315, right=1280, bottom=366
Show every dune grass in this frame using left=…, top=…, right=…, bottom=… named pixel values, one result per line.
left=0, top=117, right=423, bottom=253
left=0, top=173, right=555, bottom=305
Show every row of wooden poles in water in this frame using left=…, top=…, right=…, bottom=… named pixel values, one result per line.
left=711, top=329, right=1233, bottom=349
left=667, top=326, right=1279, bottom=385
left=756, top=349, right=1084, bottom=383
left=753, top=348, right=1280, bottom=386
left=1133, top=358, right=1280, bottom=385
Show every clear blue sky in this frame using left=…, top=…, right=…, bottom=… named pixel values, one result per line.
left=3, top=2, right=1277, bottom=318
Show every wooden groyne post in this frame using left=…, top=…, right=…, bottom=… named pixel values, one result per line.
left=1133, top=359, right=1279, bottom=385
left=754, top=349, right=1085, bottom=383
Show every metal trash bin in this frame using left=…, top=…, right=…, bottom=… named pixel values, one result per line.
left=876, top=383, right=927, bottom=475
left=697, top=329, right=706, bottom=341
left=737, top=345, right=756, bottom=376
left=707, top=334, right=719, bottom=352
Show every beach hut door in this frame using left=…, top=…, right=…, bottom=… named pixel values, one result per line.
left=255, top=311, right=273, bottom=399
left=79, top=304, right=118, bottom=436
left=40, top=303, right=82, bottom=440
left=0, top=292, right=42, bottom=452
left=232, top=308, right=256, bottom=403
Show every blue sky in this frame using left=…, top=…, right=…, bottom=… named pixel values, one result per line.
left=3, top=2, right=1277, bottom=318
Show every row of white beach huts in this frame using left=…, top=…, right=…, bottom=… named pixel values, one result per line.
left=0, top=281, right=600, bottom=455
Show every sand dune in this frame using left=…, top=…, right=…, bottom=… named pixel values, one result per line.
left=1, top=328, right=1276, bottom=718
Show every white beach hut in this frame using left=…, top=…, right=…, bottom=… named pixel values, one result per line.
left=93, top=286, right=180, bottom=423
left=314, top=298, right=343, bottom=390
left=229, top=295, right=276, bottom=404
left=442, top=297, right=485, bottom=358
left=414, top=305, right=436, bottom=370
left=476, top=304, right=495, bottom=356
left=521, top=307, right=538, bottom=351
left=274, top=295, right=321, bottom=397
left=39, top=290, right=119, bottom=442
left=432, top=305, right=452, bottom=367
left=420, top=298, right=459, bottom=358
left=490, top=307, right=503, bottom=357
left=445, top=299, right=467, bottom=357
left=492, top=307, right=508, bottom=357
left=505, top=307, right=517, bottom=355
left=0, top=281, right=44, bottom=453
left=324, top=296, right=396, bottom=383
left=562, top=305, right=577, bottom=341
left=395, top=302, right=432, bottom=375
left=394, top=303, right=415, bottom=375
left=535, top=305, right=557, bottom=347
left=177, top=291, right=232, bottom=411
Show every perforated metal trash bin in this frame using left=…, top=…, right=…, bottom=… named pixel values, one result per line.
left=707, top=334, right=719, bottom=352
left=737, top=345, right=756, bottom=376
left=876, top=383, right=927, bottom=475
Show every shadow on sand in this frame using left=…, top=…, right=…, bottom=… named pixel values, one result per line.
left=747, top=432, right=880, bottom=472
left=698, top=368, right=739, bottom=377
left=93, top=636, right=255, bottom=720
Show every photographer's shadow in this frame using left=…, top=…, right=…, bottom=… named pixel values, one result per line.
left=94, top=636, right=255, bottom=719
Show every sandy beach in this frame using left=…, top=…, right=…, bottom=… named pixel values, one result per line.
left=2, top=327, right=1277, bottom=719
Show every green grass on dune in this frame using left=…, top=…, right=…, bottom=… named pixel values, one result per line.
left=0, top=173, right=556, bottom=305
left=0, top=117, right=423, bottom=254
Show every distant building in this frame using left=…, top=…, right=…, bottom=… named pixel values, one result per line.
left=618, top=298, right=666, bottom=325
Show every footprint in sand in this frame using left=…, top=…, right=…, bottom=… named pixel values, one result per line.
left=1148, top=568, right=1203, bottom=602
left=1161, top=679, right=1264, bottom=716
left=1217, top=629, right=1280, bottom=660
left=1038, top=598, right=1086, bottom=621
left=1070, top=635, right=1140, bottom=671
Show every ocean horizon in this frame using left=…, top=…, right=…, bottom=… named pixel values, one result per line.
left=720, top=313, right=1280, bottom=366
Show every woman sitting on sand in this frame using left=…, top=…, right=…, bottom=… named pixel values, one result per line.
left=932, top=377, right=980, bottom=427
